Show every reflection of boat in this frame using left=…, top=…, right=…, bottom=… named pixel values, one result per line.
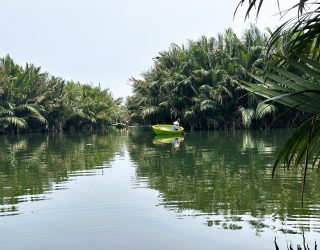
left=152, top=124, right=184, bottom=135
left=113, top=123, right=128, bottom=129
left=153, top=135, right=184, bottom=145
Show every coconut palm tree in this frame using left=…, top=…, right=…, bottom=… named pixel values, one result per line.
left=0, top=55, right=126, bottom=133
left=0, top=56, right=47, bottom=132
left=127, top=25, right=285, bottom=130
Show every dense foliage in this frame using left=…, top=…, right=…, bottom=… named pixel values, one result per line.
left=127, top=25, right=303, bottom=130
left=127, top=129, right=320, bottom=234
left=238, top=0, right=320, bottom=198
left=0, top=55, right=126, bottom=133
left=237, top=0, right=320, bottom=59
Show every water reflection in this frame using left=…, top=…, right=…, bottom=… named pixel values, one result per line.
left=1, top=128, right=320, bottom=239
left=0, top=132, right=125, bottom=216
left=153, top=135, right=184, bottom=149
left=128, top=129, right=320, bottom=235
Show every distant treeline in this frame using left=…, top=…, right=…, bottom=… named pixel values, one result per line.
left=0, top=56, right=126, bottom=134
left=127, top=25, right=305, bottom=130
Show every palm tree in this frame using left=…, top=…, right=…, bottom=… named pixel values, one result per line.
left=236, top=0, right=320, bottom=58
left=241, top=55, right=320, bottom=199
left=0, top=56, right=47, bottom=133
left=237, top=0, right=320, bottom=200
left=0, top=55, right=125, bottom=133
left=127, top=25, right=288, bottom=130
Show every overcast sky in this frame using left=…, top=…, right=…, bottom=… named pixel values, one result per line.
left=0, top=0, right=292, bottom=98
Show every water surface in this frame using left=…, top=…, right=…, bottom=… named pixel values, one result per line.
left=1, top=128, right=319, bottom=249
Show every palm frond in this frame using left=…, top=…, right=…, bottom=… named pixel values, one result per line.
left=236, top=0, right=320, bottom=57
left=0, top=117, right=27, bottom=128
left=141, top=106, right=161, bottom=119
left=241, top=54, right=320, bottom=200
left=255, top=102, right=276, bottom=119
left=70, top=108, right=96, bottom=123
left=272, top=116, right=320, bottom=201
left=0, top=107, right=13, bottom=116
left=18, top=104, right=48, bottom=124
left=184, top=110, right=196, bottom=120
left=200, top=100, right=216, bottom=111
left=239, top=106, right=255, bottom=128
left=241, top=56, right=320, bottom=115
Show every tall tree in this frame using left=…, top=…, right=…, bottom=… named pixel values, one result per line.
left=0, top=55, right=126, bottom=133
left=127, top=25, right=292, bottom=130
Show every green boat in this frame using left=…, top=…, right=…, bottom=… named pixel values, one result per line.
left=152, top=124, right=184, bottom=135
left=113, top=123, right=128, bottom=129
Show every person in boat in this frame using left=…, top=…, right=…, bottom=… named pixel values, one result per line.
left=172, top=121, right=180, bottom=131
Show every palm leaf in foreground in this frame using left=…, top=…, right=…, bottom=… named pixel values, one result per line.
left=241, top=56, right=320, bottom=201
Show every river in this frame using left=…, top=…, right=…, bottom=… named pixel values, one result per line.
left=0, top=128, right=319, bottom=249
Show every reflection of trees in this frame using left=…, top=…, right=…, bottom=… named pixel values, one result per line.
left=0, top=132, right=125, bottom=216
left=128, top=129, right=320, bottom=234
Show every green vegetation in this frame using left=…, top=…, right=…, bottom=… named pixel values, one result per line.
left=127, top=0, right=319, bottom=199
left=237, top=0, right=320, bottom=199
left=127, top=130, right=320, bottom=234
left=127, top=25, right=304, bottom=130
left=0, top=132, right=125, bottom=216
left=0, top=55, right=126, bottom=134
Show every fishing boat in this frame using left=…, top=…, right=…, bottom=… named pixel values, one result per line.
left=152, top=124, right=184, bottom=135
left=113, top=123, right=128, bottom=129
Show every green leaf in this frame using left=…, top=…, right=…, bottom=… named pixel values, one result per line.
left=0, top=117, right=27, bottom=128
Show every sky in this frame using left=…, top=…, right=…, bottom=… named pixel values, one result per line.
left=0, top=0, right=293, bottom=99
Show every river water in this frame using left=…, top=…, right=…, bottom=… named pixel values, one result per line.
left=1, top=128, right=319, bottom=249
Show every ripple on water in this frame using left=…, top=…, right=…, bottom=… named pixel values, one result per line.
left=1, top=129, right=320, bottom=250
